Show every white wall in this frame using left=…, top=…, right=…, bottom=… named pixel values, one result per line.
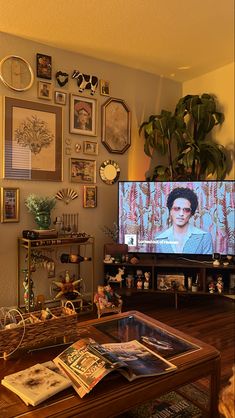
left=183, top=63, right=235, bottom=179
left=0, top=32, right=182, bottom=306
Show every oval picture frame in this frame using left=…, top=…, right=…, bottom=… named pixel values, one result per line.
left=101, top=98, right=131, bottom=154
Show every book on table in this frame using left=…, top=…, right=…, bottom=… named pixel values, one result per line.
left=53, top=338, right=177, bottom=398
left=1, top=362, right=71, bottom=406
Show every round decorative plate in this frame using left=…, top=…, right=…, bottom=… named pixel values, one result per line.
left=0, top=55, right=34, bottom=91
left=99, top=160, right=120, bottom=184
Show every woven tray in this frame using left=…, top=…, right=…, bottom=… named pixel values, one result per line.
left=0, top=302, right=77, bottom=358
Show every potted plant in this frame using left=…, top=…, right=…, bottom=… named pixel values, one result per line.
left=25, top=194, right=56, bottom=230
left=139, top=93, right=228, bottom=181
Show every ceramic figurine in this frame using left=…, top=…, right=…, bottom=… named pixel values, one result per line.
left=143, top=272, right=151, bottom=290
left=137, top=278, right=143, bottom=290
left=216, top=276, right=224, bottom=293
left=209, top=280, right=216, bottom=293
left=126, top=274, right=134, bottom=288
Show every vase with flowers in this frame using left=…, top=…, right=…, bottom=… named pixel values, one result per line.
left=25, top=194, right=56, bottom=230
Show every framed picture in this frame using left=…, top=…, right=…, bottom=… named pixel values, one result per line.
left=70, top=94, right=97, bottom=136
left=38, top=81, right=53, bottom=100
left=83, top=186, right=97, bottom=208
left=70, top=158, right=96, bottom=184
left=3, top=97, right=63, bottom=181
left=157, top=274, right=185, bottom=291
left=100, top=80, right=110, bottom=96
left=83, top=140, right=98, bottom=155
left=101, top=98, right=131, bottom=153
left=0, top=187, right=19, bottom=223
left=36, top=53, right=52, bottom=79
left=54, top=91, right=67, bottom=105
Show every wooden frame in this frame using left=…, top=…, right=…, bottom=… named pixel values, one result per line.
left=70, top=158, right=96, bottom=184
left=36, top=53, right=52, bottom=79
left=0, top=187, right=19, bottom=223
left=54, top=91, right=67, bottom=105
left=100, top=79, right=110, bottom=96
left=83, top=140, right=98, bottom=155
left=101, top=98, right=131, bottom=154
left=70, top=94, right=97, bottom=136
left=38, top=81, right=53, bottom=100
left=83, top=186, right=97, bottom=208
left=3, top=97, right=63, bottom=181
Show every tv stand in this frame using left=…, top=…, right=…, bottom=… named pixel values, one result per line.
left=103, top=251, right=235, bottom=309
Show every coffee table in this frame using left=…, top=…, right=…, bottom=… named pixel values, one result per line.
left=0, top=310, right=220, bottom=417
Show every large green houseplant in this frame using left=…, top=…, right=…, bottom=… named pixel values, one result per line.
left=139, top=93, right=227, bottom=181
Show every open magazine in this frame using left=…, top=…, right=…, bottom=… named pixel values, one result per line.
left=53, top=338, right=177, bottom=398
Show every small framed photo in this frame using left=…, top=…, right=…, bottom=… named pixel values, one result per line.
left=157, top=274, right=185, bottom=290
left=83, top=140, right=98, bottom=155
left=70, top=158, right=96, bottom=184
left=100, top=80, right=110, bottom=96
left=0, top=187, right=20, bottom=223
left=70, top=94, right=97, bottom=136
left=36, top=53, right=52, bottom=79
left=55, top=91, right=67, bottom=105
left=38, top=81, right=53, bottom=100
left=83, top=186, right=97, bottom=208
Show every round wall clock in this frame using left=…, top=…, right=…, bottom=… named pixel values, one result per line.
left=99, top=160, right=120, bottom=185
left=0, top=55, right=34, bottom=91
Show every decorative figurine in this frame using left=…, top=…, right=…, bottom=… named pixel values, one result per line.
left=52, top=270, right=82, bottom=299
left=126, top=274, right=134, bottom=288
left=137, top=278, right=143, bottom=290
left=216, top=276, right=224, bottom=293
left=106, top=267, right=125, bottom=284
left=209, top=280, right=216, bottom=293
left=104, top=284, right=123, bottom=308
left=94, top=285, right=111, bottom=309
left=143, top=272, right=151, bottom=290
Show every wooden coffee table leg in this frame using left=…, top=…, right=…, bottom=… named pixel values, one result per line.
left=208, top=357, right=221, bottom=417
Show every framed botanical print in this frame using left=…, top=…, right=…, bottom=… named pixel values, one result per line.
left=83, top=140, right=98, bottom=155
left=3, top=97, right=63, bottom=181
left=101, top=98, right=131, bottom=153
left=36, top=53, right=52, bottom=79
left=70, top=94, right=97, bottom=136
left=83, top=186, right=97, bottom=208
left=0, top=187, right=19, bottom=223
left=70, top=158, right=96, bottom=184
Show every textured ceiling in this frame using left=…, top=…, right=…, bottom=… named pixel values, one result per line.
left=1, top=0, right=234, bottom=82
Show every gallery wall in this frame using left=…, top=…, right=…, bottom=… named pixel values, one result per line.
left=0, top=32, right=182, bottom=307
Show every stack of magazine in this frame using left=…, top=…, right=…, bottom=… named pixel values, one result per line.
left=1, top=339, right=177, bottom=405
left=53, top=338, right=177, bottom=398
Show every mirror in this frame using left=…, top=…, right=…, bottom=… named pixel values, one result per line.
left=99, top=160, right=120, bottom=185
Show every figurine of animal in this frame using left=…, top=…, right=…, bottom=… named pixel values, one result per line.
left=107, top=267, right=125, bottom=283
left=72, top=70, right=98, bottom=95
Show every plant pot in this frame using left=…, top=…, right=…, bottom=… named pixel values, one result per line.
left=34, top=211, right=51, bottom=230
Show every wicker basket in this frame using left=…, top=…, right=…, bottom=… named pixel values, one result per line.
left=0, top=302, right=77, bottom=358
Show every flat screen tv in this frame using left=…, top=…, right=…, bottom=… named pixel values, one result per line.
left=118, top=181, right=235, bottom=257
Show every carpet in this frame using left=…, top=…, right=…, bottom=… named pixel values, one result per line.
left=116, top=383, right=209, bottom=418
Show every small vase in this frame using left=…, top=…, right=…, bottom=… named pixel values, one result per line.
left=34, top=211, right=51, bottom=230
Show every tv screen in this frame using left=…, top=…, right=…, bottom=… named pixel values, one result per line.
left=118, top=181, right=235, bottom=256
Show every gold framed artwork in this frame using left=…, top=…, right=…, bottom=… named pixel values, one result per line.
left=101, top=98, right=131, bottom=154
left=100, top=79, right=110, bottom=96
left=70, top=94, right=97, bottom=136
left=3, top=97, right=63, bottom=181
left=36, top=53, right=52, bottom=79
left=83, top=186, right=97, bottom=208
left=0, top=187, right=20, bottom=223
left=38, top=81, right=53, bottom=100
left=83, top=140, right=98, bottom=155
left=70, top=158, right=96, bottom=184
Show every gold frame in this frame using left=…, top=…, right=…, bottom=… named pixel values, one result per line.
left=70, top=158, right=96, bottom=184
left=0, top=187, right=20, bottom=223
left=83, top=186, right=97, bottom=208
left=83, top=140, right=98, bottom=155
left=3, top=97, right=63, bottom=181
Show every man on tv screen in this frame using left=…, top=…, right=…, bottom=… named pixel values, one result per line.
left=155, top=188, right=213, bottom=254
